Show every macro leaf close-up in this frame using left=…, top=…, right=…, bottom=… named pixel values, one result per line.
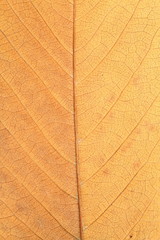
left=0, top=0, right=160, bottom=239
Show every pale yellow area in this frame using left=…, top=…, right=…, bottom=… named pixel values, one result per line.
left=76, top=0, right=160, bottom=239
left=0, top=0, right=160, bottom=239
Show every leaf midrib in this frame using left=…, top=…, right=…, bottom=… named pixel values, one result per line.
left=73, top=1, right=83, bottom=239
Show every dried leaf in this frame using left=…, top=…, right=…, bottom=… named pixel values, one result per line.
left=0, top=0, right=160, bottom=239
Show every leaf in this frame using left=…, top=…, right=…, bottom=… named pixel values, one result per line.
left=0, top=0, right=160, bottom=239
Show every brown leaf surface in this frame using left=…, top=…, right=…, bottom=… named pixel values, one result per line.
left=0, top=0, right=160, bottom=239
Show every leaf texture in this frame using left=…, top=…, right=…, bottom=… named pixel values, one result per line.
left=0, top=0, right=160, bottom=239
